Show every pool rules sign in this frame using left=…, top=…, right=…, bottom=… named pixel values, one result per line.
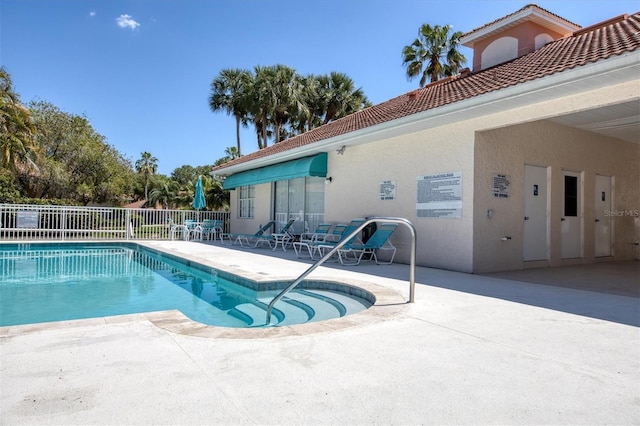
left=17, top=211, right=39, bottom=228
left=416, top=172, right=463, bottom=218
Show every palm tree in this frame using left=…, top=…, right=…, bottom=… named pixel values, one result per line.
left=211, top=66, right=372, bottom=148
left=212, top=146, right=239, bottom=167
left=135, top=151, right=158, bottom=201
left=291, top=74, right=322, bottom=133
left=148, top=179, right=178, bottom=209
left=249, top=64, right=306, bottom=147
left=224, top=146, right=239, bottom=160
left=320, top=72, right=371, bottom=124
left=402, top=24, right=467, bottom=87
left=250, top=65, right=275, bottom=149
left=0, top=67, right=39, bottom=174
left=269, top=65, right=306, bottom=143
left=202, top=175, right=229, bottom=211
left=209, top=68, right=251, bottom=156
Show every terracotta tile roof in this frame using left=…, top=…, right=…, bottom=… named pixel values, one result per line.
left=214, top=12, right=640, bottom=173
left=123, top=199, right=163, bottom=209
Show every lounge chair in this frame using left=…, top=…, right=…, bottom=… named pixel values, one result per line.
left=222, top=221, right=277, bottom=248
left=335, top=223, right=398, bottom=265
left=300, top=223, right=347, bottom=246
left=293, top=219, right=364, bottom=259
left=270, top=219, right=297, bottom=251
left=324, top=224, right=347, bottom=242
left=299, top=223, right=332, bottom=244
left=290, top=223, right=333, bottom=257
left=314, top=219, right=366, bottom=257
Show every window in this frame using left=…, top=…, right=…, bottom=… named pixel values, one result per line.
left=238, top=185, right=255, bottom=218
left=564, top=175, right=578, bottom=217
left=481, top=36, right=517, bottom=70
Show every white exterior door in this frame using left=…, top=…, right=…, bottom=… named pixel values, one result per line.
left=594, top=175, right=613, bottom=257
left=561, top=171, right=583, bottom=259
left=523, top=165, right=548, bottom=261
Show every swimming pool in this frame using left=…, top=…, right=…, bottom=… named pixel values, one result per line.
left=0, top=243, right=373, bottom=328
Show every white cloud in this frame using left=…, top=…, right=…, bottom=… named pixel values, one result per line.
left=116, top=14, right=140, bottom=30
left=89, top=11, right=96, bottom=17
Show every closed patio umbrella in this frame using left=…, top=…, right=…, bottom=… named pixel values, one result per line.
left=192, top=176, right=206, bottom=218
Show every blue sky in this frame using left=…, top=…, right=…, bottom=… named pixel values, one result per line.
left=2, top=0, right=637, bottom=175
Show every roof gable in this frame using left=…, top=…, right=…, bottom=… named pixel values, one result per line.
left=460, top=4, right=580, bottom=47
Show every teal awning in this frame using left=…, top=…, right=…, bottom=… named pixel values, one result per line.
left=223, top=153, right=327, bottom=190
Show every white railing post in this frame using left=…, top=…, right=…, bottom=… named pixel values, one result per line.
left=61, top=207, right=67, bottom=241
left=124, top=209, right=133, bottom=241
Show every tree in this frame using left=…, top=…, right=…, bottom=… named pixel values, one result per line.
left=2, top=70, right=135, bottom=205
left=319, top=72, right=371, bottom=124
left=135, top=151, right=158, bottom=201
left=250, top=65, right=274, bottom=150
left=209, top=68, right=251, bottom=156
left=224, top=146, right=239, bottom=159
left=148, top=177, right=179, bottom=209
left=0, top=168, right=21, bottom=203
left=91, top=144, right=134, bottom=204
left=210, top=65, right=372, bottom=150
left=291, top=74, right=322, bottom=133
left=27, top=100, right=133, bottom=204
left=171, top=165, right=197, bottom=187
left=0, top=66, right=39, bottom=174
left=213, top=147, right=239, bottom=167
left=268, top=65, right=306, bottom=143
left=402, top=24, right=467, bottom=87
left=202, top=174, right=229, bottom=211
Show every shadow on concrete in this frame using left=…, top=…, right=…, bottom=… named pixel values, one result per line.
left=415, top=262, right=640, bottom=327
left=205, top=242, right=640, bottom=327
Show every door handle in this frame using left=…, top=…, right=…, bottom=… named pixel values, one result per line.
left=561, top=218, right=566, bottom=221
left=524, top=216, right=529, bottom=221
left=595, top=219, right=600, bottom=222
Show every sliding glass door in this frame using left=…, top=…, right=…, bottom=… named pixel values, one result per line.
left=274, top=177, right=325, bottom=235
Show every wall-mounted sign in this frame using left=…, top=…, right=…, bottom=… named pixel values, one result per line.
left=17, top=211, right=39, bottom=229
left=492, top=174, right=511, bottom=198
left=379, top=180, right=396, bottom=200
left=416, top=171, right=462, bottom=218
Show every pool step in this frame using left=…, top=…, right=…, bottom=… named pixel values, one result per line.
left=230, top=297, right=310, bottom=327
left=277, top=293, right=342, bottom=324
left=261, top=297, right=312, bottom=326
left=300, top=289, right=370, bottom=313
left=228, top=303, right=270, bottom=327
left=228, top=289, right=369, bottom=327
left=228, top=289, right=364, bottom=327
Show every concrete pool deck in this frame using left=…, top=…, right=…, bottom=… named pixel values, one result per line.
left=1, top=240, right=639, bottom=425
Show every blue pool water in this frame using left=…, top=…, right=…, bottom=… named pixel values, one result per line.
left=0, top=243, right=372, bottom=328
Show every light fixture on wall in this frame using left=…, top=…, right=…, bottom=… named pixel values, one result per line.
left=325, top=176, right=333, bottom=184
left=336, top=145, right=346, bottom=155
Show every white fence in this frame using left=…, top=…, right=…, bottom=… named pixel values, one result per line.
left=0, top=204, right=230, bottom=241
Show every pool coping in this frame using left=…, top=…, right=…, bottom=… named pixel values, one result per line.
left=0, top=240, right=409, bottom=339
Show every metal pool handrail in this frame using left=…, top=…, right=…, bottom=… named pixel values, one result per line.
left=265, top=217, right=417, bottom=325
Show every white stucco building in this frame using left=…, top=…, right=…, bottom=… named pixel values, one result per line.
left=213, top=5, right=640, bottom=273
